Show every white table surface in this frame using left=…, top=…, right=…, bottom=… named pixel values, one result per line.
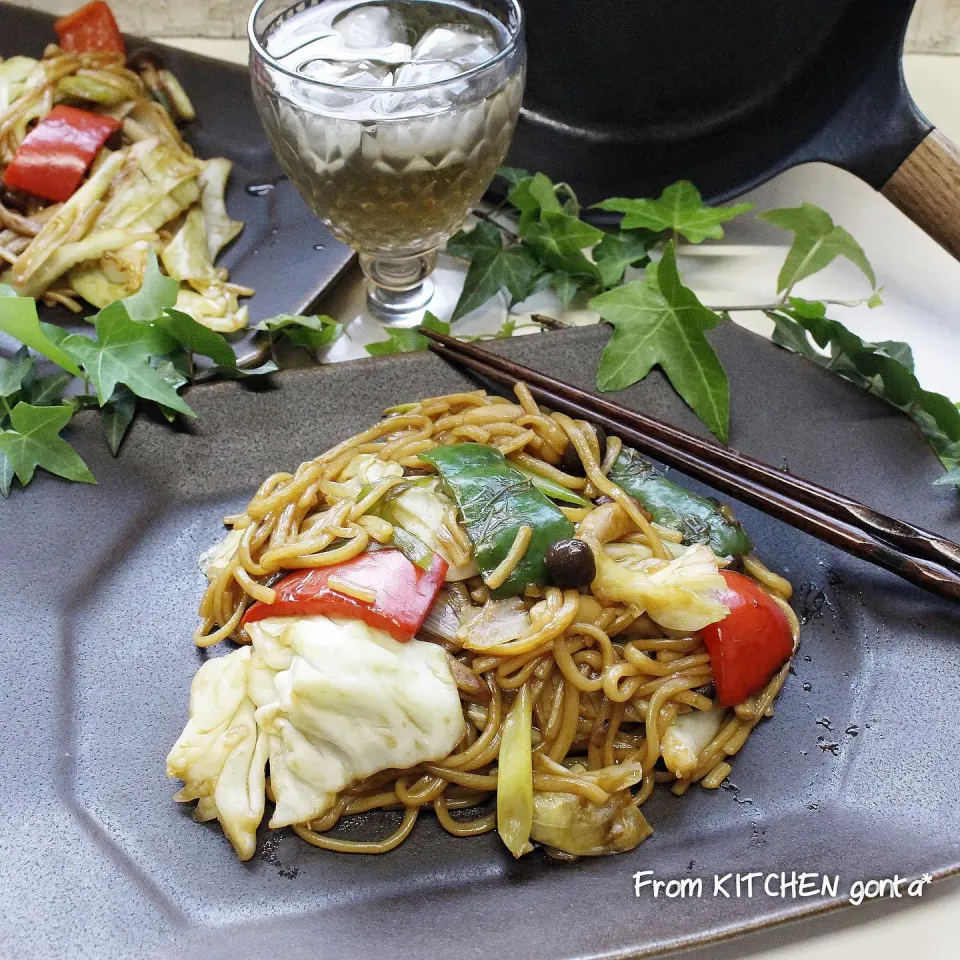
left=158, top=35, right=960, bottom=959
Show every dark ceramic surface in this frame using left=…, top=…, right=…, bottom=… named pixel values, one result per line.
left=0, top=3, right=355, bottom=332
left=1, top=323, right=959, bottom=959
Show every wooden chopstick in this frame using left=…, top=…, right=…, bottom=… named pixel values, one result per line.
left=420, top=328, right=960, bottom=605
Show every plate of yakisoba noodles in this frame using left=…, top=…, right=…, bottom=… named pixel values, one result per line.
left=170, top=379, right=800, bottom=862
left=5, top=325, right=959, bottom=960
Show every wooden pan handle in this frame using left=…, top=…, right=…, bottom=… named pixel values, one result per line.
left=881, top=129, right=960, bottom=260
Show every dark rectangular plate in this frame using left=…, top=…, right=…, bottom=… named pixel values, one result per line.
left=2, top=322, right=959, bottom=959
left=0, top=3, right=355, bottom=327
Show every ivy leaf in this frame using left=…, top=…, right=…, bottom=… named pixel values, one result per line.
left=61, top=302, right=195, bottom=417
left=153, top=357, right=190, bottom=392
left=770, top=310, right=819, bottom=358
left=0, top=288, right=82, bottom=376
left=0, top=348, right=33, bottom=399
left=874, top=340, right=914, bottom=371
left=452, top=244, right=542, bottom=321
left=594, top=181, right=752, bottom=244
left=100, top=385, right=137, bottom=456
left=508, top=172, right=564, bottom=230
left=154, top=308, right=237, bottom=366
left=0, top=451, right=12, bottom=497
left=0, top=402, right=94, bottom=489
left=768, top=298, right=960, bottom=481
left=23, top=371, right=73, bottom=406
left=555, top=181, right=581, bottom=218
left=760, top=203, right=876, bottom=294
left=366, top=312, right=450, bottom=356
left=200, top=360, right=279, bottom=381
left=591, top=241, right=729, bottom=442
left=446, top=220, right=504, bottom=261
left=548, top=271, right=582, bottom=307
left=63, top=394, right=100, bottom=413
left=594, top=230, right=657, bottom=287
left=934, top=467, right=960, bottom=488
left=121, top=250, right=179, bottom=322
left=497, top=165, right=532, bottom=190
left=256, top=313, right=343, bottom=351
left=521, top=212, right=604, bottom=281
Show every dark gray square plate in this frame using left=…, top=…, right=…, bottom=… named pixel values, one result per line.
left=2, top=323, right=959, bottom=959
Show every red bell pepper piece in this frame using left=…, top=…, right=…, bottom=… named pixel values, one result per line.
left=242, top=549, right=449, bottom=643
left=701, top=571, right=795, bottom=707
left=54, top=1, right=125, bottom=54
left=2, top=105, right=120, bottom=203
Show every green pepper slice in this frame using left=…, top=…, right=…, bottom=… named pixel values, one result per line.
left=609, top=446, right=752, bottom=557
left=511, top=463, right=591, bottom=507
left=421, top=443, right=575, bottom=598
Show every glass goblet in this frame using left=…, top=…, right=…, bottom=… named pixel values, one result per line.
left=249, top=0, right=526, bottom=327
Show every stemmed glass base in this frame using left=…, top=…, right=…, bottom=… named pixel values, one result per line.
left=360, top=249, right=506, bottom=329
left=360, top=251, right=437, bottom=325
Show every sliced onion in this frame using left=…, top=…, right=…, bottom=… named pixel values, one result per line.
left=457, top=598, right=531, bottom=651
left=447, top=654, right=491, bottom=701
left=420, top=589, right=469, bottom=644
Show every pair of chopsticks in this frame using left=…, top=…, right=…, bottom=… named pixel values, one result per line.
left=420, top=328, right=960, bottom=605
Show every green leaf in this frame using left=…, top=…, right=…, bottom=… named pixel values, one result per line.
left=760, top=203, right=876, bottom=295
left=446, top=220, right=504, bottom=261
left=768, top=310, right=820, bottom=358
left=0, top=291, right=83, bottom=376
left=166, top=349, right=194, bottom=382
left=201, top=360, right=279, bottom=380
left=769, top=300, right=960, bottom=482
left=594, top=181, right=752, bottom=244
left=23, top=371, right=73, bottom=406
left=63, top=394, right=100, bottom=413
left=155, top=308, right=237, bottom=365
left=452, top=244, right=542, bottom=321
left=521, top=212, right=604, bottom=281
left=121, top=250, right=179, bottom=322
left=497, top=165, right=532, bottom=190
left=508, top=172, right=563, bottom=230
left=100, top=385, right=137, bottom=456
left=61, top=302, right=195, bottom=417
left=555, top=181, right=581, bottom=218
left=420, top=312, right=449, bottom=335
left=0, top=348, right=33, bottom=399
left=366, top=312, right=451, bottom=356
left=933, top=467, right=960, bottom=488
left=549, top=271, right=582, bottom=307
left=366, top=331, right=421, bottom=356
left=591, top=242, right=729, bottom=442
left=875, top=340, right=914, bottom=371
left=0, top=450, right=12, bottom=497
left=153, top=357, right=190, bottom=391
left=0, top=402, right=94, bottom=488
left=594, top=230, right=657, bottom=287
left=256, top=313, right=343, bottom=351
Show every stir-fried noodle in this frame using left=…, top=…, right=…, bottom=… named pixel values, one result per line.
left=188, top=384, right=798, bottom=857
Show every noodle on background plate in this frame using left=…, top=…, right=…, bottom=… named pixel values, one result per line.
left=168, top=384, right=799, bottom=861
